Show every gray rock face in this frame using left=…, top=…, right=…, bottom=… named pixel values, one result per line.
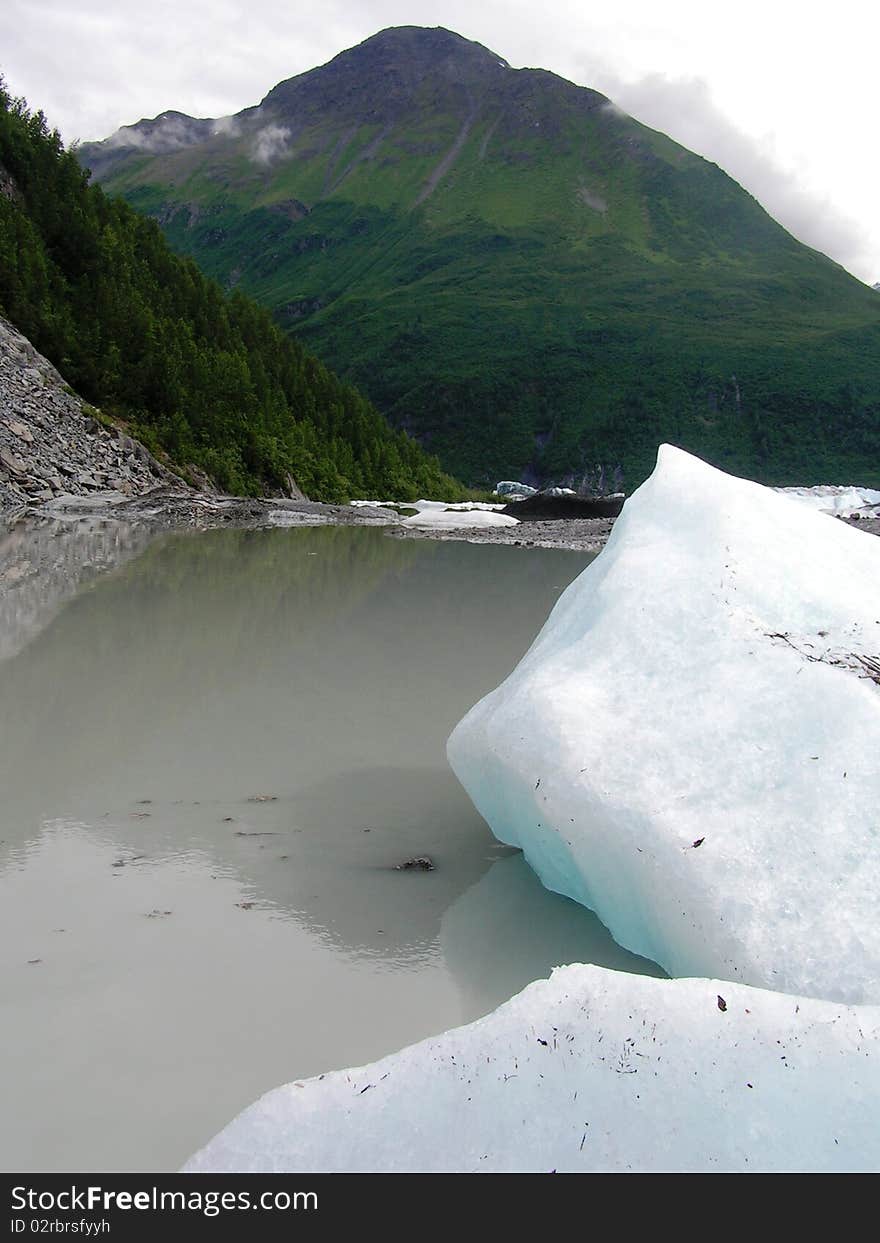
left=0, top=315, right=182, bottom=523
left=0, top=164, right=19, bottom=204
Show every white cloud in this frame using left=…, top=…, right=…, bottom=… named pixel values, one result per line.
left=211, top=115, right=240, bottom=139
left=251, top=123, right=291, bottom=166
left=587, top=70, right=874, bottom=279
left=104, top=113, right=206, bottom=153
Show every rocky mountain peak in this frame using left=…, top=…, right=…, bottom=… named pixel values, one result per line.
left=259, top=26, right=512, bottom=120
left=331, top=25, right=508, bottom=69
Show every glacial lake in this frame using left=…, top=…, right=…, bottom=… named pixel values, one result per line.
left=0, top=522, right=663, bottom=1172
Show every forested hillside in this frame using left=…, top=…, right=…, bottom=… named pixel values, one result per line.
left=0, top=81, right=461, bottom=501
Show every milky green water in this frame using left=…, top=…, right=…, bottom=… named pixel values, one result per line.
left=0, top=523, right=662, bottom=1172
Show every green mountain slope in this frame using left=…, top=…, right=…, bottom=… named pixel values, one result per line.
left=80, top=26, right=880, bottom=488
left=0, top=81, right=461, bottom=502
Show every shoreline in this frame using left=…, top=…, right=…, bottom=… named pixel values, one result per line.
left=386, top=515, right=614, bottom=551
left=4, top=484, right=878, bottom=555
left=1, top=486, right=617, bottom=552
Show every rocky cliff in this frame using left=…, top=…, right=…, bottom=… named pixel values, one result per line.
left=0, top=316, right=180, bottom=522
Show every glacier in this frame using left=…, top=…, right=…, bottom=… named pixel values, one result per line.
left=184, top=965, right=880, bottom=1173
left=447, top=445, right=880, bottom=1004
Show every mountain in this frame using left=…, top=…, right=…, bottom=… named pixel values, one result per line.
left=80, top=26, right=880, bottom=488
left=0, top=80, right=461, bottom=503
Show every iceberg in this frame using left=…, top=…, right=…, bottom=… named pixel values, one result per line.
left=402, top=509, right=519, bottom=529
left=420, top=500, right=506, bottom=512
left=495, top=481, right=538, bottom=498
left=184, top=964, right=880, bottom=1172
left=447, top=446, right=880, bottom=1003
left=349, top=498, right=509, bottom=519
left=775, top=485, right=880, bottom=518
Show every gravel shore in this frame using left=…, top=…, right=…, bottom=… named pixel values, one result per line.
left=387, top=515, right=614, bottom=551
left=6, top=482, right=877, bottom=551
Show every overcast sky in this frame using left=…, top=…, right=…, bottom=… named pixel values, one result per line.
left=4, top=0, right=878, bottom=282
